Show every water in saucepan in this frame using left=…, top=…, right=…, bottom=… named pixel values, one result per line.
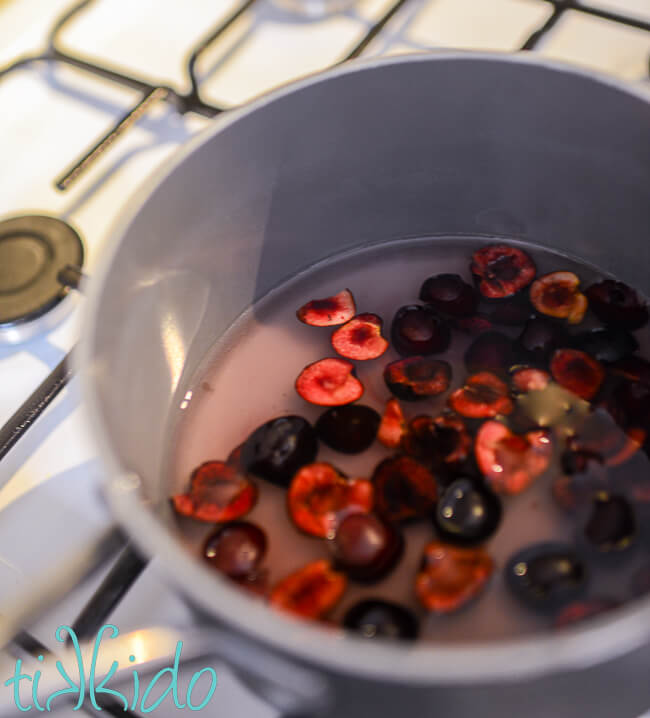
left=168, top=236, right=650, bottom=643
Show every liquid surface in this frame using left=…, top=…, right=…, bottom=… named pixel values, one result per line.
left=169, top=236, right=650, bottom=642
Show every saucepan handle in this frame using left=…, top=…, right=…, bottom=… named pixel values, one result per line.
left=0, top=524, right=331, bottom=717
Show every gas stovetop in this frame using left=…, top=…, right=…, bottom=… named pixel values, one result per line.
left=0, top=1, right=648, bottom=716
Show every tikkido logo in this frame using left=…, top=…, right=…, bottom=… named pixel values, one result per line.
left=4, top=625, right=217, bottom=713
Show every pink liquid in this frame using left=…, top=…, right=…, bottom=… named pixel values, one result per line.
left=168, top=236, right=650, bottom=642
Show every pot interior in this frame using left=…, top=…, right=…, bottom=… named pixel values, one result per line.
left=82, top=53, right=650, bottom=679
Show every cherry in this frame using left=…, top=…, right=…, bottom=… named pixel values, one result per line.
left=550, top=349, right=605, bottom=401
left=586, top=279, right=648, bottom=330
left=172, top=461, right=257, bottom=523
left=315, top=405, right=380, bottom=454
left=288, top=463, right=373, bottom=538
left=331, top=313, right=389, bottom=360
left=583, top=494, right=636, bottom=552
left=419, top=273, right=477, bottom=317
left=384, top=356, right=451, bottom=401
left=529, top=271, right=587, bottom=324
left=433, top=478, right=502, bottom=545
left=330, top=513, right=404, bottom=582
left=454, top=315, right=494, bottom=335
left=295, top=357, right=364, bottom=406
left=415, top=541, right=493, bottom=613
left=270, top=560, right=346, bottom=619
left=516, top=316, right=567, bottom=365
left=552, top=454, right=607, bottom=513
left=475, top=420, right=552, bottom=495
left=239, top=415, right=318, bottom=487
left=571, top=328, right=638, bottom=364
left=555, top=599, right=619, bottom=629
left=343, top=599, right=419, bottom=640
left=371, top=456, right=438, bottom=523
left=505, top=542, right=588, bottom=612
left=464, top=331, right=514, bottom=375
left=479, top=297, right=532, bottom=327
left=377, top=398, right=407, bottom=449
left=448, top=372, right=514, bottom=418
left=511, top=367, right=550, bottom=393
left=296, top=288, right=356, bottom=326
left=203, top=522, right=267, bottom=579
left=390, top=305, right=451, bottom=356
left=401, top=414, right=472, bottom=471
left=471, top=244, right=536, bottom=299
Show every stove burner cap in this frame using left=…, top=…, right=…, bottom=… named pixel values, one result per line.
left=0, top=215, right=84, bottom=327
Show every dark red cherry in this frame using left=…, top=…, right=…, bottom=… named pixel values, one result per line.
left=296, top=289, right=356, bottom=326
left=330, top=513, right=404, bottom=582
left=203, top=522, right=267, bottom=579
left=433, top=478, right=502, bottom=545
left=295, top=358, right=364, bottom=406
left=343, top=599, right=419, bottom=640
left=239, top=415, right=318, bottom=487
left=464, top=331, right=514, bottom=375
left=288, top=463, right=374, bottom=538
left=505, top=542, right=588, bottom=612
left=571, top=328, right=638, bottom=364
left=383, top=356, right=451, bottom=401
left=416, top=541, right=493, bottom=613
left=471, top=244, right=536, bottom=299
left=586, top=280, right=648, bottom=330
left=172, top=461, right=257, bottom=523
left=315, top=405, right=380, bottom=454
left=555, top=599, right=619, bottom=629
left=371, top=456, right=437, bottom=523
left=454, top=315, right=494, bottom=335
left=516, top=316, right=567, bottom=365
left=270, top=560, right=346, bottom=619
left=401, top=414, right=472, bottom=471
left=550, top=349, right=605, bottom=401
left=390, top=305, right=451, bottom=356
left=419, top=274, right=477, bottom=317
left=584, top=494, right=636, bottom=552
left=479, top=297, right=532, bottom=327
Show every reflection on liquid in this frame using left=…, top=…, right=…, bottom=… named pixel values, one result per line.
left=161, top=311, right=186, bottom=394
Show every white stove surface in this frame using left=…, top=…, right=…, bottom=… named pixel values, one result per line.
left=0, top=1, right=648, bottom=716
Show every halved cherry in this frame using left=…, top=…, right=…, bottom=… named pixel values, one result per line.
left=390, top=305, right=451, bottom=356
left=203, top=522, right=267, bottom=579
left=550, top=349, right=605, bottom=401
left=288, top=463, right=373, bottom=538
left=530, top=271, right=587, bottom=324
left=172, top=461, right=257, bottom=523
left=415, top=541, right=493, bottom=614
left=401, top=414, right=472, bottom=470
left=331, top=313, right=388, bottom=360
left=470, top=244, right=536, bottom=299
left=296, top=358, right=363, bottom=406
left=448, top=372, right=514, bottom=418
left=383, top=356, right=451, bottom=401
left=269, top=560, right=346, bottom=619
left=585, top=279, right=648, bottom=330
left=511, top=368, right=551, bottom=393
left=377, top=398, right=407, bottom=449
left=371, top=456, right=437, bottom=523
left=475, top=420, right=552, bottom=495
left=419, top=273, right=477, bottom=317
left=329, top=513, right=404, bottom=582
left=555, top=599, right=619, bottom=629
left=296, top=289, right=356, bottom=326
left=464, top=331, right=514, bottom=375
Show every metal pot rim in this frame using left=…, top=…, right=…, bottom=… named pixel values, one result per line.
left=79, top=50, right=650, bottom=684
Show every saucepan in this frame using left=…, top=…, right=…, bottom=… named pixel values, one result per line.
left=8, top=53, right=650, bottom=718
